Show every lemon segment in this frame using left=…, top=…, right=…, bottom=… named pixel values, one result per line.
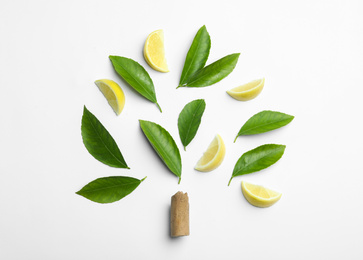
left=144, top=29, right=169, bottom=72
left=227, top=78, right=265, bottom=101
left=194, top=134, right=226, bottom=172
left=241, top=181, right=282, bottom=208
left=94, top=79, right=125, bottom=115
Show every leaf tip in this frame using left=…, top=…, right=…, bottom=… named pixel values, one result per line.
left=228, top=177, right=233, bottom=186
left=141, top=176, right=147, bottom=182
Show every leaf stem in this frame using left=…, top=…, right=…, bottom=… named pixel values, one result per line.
left=228, top=177, right=233, bottom=186
left=234, top=136, right=238, bottom=143
left=156, top=103, right=162, bottom=113
left=178, top=177, right=181, bottom=184
left=141, top=176, right=147, bottom=182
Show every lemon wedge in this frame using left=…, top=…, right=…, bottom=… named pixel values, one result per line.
left=241, top=181, right=282, bottom=208
left=144, top=29, right=169, bottom=72
left=227, top=78, right=265, bottom=101
left=194, top=134, right=226, bottom=172
left=94, top=79, right=125, bottom=115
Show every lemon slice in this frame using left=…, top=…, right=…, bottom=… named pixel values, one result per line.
left=144, top=29, right=169, bottom=72
left=94, top=79, right=125, bottom=115
left=194, top=134, right=226, bottom=172
left=227, top=78, right=265, bottom=101
left=241, top=181, right=282, bottom=208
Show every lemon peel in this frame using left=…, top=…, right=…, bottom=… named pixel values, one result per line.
left=95, top=79, right=125, bottom=115
left=194, top=134, right=226, bottom=172
left=227, top=78, right=265, bottom=101
left=241, top=181, right=282, bottom=208
left=144, top=29, right=169, bottom=72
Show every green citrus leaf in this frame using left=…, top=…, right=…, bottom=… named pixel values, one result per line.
left=178, top=25, right=211, bottom=87
left=139, top=120, right=182, bottom=184
left=182, top=53, right=240, bottom=88
left=109, top=56, right=162, bottom=112
left=235, top=110, right=294, bottom=141
left=178, top=99, right=206, bottom=150
left=76, top=176, right=146, bottom=203
left=228, top=144, right=286, bottom=186
left=81, top=106, right=129, bottom=168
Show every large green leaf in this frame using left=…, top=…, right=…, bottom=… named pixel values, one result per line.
left=76, top=176, right=146, bottom=203
left=178, top=25, right=211, bottom=87
left=182, top=53, right=240, bottom=88
left=109, top=56, right=162, bottom=112
left=139, top=120, right=182, bottom=184
left=81, top=106, right=129, bottom=168
left=228, top=144, right=286, bottom=186
left=235, top=110, right=294, bottom=141
left=178, top=99, right=206, bottom=150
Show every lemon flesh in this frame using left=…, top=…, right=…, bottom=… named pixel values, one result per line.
left=95, top=79, right=125, bottom=115
left=144, top=29, right=169, bottom=72
left=227, top=78, right=265, bottom=101
left=195, top=134, right=226, bottom=172
left=241, top=181, right=282, bottom=208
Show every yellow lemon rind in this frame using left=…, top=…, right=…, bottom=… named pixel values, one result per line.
left=143, top=29, right=169, bottom=73
left=227, top=78, right=265, bottom=101
left=194, top=134, right=226, bottom=172
left=241, top=181, right=282, bottom=208
left=95, top=79, right=125, bottom=116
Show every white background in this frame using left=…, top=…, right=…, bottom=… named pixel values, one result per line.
left=1, top=0, right=363, bottom=259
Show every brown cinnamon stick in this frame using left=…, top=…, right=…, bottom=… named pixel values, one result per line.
left=170, top=191, right=189, bottom=237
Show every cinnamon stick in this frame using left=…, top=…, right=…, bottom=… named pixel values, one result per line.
left=170, top=191, right=189, bottom=237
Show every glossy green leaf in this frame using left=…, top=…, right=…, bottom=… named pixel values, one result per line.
left=139, top=120, right=182, bottom=184
left=235, top=110, right=294, bottom=141
left=181, top=53, right=240, bottom=88
left=178, top=25, right=211, bottom=87
left=109, top=56, right=162, bottom=112
left=228, top=144, right=286, bottom=186
left=76, top=176, right=146, bottom=203
left=81, top=106, right=129, bottom=168
left=178, top=99, right=206, bottom=150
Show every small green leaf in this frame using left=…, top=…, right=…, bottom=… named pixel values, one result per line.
left=139, top=120, right=182, bottom=184
left=109, top=56, right=162, bottom=112
left=182, top=53, right=240, bottom=88
left=178, top=25, right=211, bottom=87
left=76, top=176, right=146, bottom=203
left=235, top=110, right=294, bottom=142
left=178, top=99, right=206, bottom=150
left=228, top=144, right=286, bottom=186
left=81, top=106, right=129, bottom=168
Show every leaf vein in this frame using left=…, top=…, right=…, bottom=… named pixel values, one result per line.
left=241, top=118, right=292, bottom=134
left=85, top=111, right=126, bottom=167
left=115, top=60, right=155, bottom=101
left=182, top=101, right=204, bottom=144
left=80, top=181, right=139, bottom=194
